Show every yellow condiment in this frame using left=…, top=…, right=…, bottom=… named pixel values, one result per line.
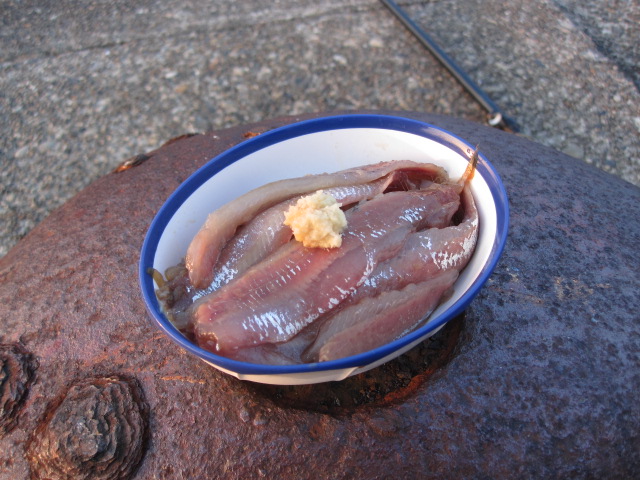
left=283, top=190, right=347, bottom=248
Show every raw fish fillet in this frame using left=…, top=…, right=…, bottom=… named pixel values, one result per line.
left=348, top=185, right=478, bottom=301
left=208, top=175, right=400, bottom=291
left=185, top=160, right=448, bottom=288
left=158, top=158, right=480, bottom=364
left=190, top=184, right=462, bottom=354
left=301, top=187, right=477, bottom=362
left=310, top=270, right=459, bottom=362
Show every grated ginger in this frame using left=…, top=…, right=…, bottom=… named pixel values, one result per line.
left=283, top=190, right=347, bottom=248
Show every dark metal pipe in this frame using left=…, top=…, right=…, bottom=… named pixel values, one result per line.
left=381, top=0, right=516, bottom=131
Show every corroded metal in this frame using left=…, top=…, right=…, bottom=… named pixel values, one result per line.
left=0, top=343, right=36, bottom=436
left=112, top=153, right=151, bottom=173
left=1, top=111, right=639, bottom=478
left=26, top=376, right=149, bottom=480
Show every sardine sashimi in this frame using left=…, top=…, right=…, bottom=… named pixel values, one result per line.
left=208, top=175, right=401, bottom=291
left=309, top=270, right=459, bottom=362
left=350, top=185, right=478, bottom=301
left=303, top=187, right=477, bottom=362
left=186, top=160, right=448, bottom=288
left=190, top=185, right=461, bottom=354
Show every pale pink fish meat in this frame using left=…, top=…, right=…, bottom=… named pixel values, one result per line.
left=303, top=187, right=478, bottom=362
left=345, top=185, right=478, bottom=302
left=185, top=160, right=448, bottom=288
left=208, top=175, right=402, bottom=290
left=190, top=184, right=462, bottom=354
left=309, top=270, right=460, bottom=362
left=224, top=187, right=478, bottom=365
left=219, top=192, right=465, bottom=364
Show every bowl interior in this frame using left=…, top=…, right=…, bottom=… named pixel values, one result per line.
left=140, top=115, right=508, bottom=385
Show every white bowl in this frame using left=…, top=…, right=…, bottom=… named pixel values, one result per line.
left=140, top=114, right=509, bottom=385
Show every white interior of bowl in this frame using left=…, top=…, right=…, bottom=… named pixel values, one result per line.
left=150, top=127, right=498, bottom=384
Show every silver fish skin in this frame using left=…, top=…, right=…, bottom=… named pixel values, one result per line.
left=207, top=175, right=399, bottom=291
left=185, top=160, right=448, bottom=289
left=303, top=186, right=478, bottom=362
left=313, top=270, right=460, bottom=362
left=190, top=185, right=461, bottom=354
left=351, top=185, right=478, bottom=300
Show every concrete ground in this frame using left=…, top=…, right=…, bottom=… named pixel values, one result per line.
left=1, top=0, right=639, bottom=257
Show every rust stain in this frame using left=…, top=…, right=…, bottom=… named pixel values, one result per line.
left=113, top=153, right=151, bottom=173
left=159, top=375, right=207, bottom=385
left=243, top=131, right=262, bottom=139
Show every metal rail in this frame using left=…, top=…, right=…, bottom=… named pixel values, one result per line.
left=380, top=0, right=517, bottom=131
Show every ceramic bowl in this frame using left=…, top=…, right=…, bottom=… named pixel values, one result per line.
left=140, top=114, right=509, bottom=385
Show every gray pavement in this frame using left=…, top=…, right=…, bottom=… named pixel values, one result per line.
left=2, top=0, right=639, bottom=257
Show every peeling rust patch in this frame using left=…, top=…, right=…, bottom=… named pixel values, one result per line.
left=112, top=153, right=152, bottom=173
left=242, top=131, right=262, bottom=139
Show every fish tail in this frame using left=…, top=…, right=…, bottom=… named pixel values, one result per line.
left=458, top=145, right=479, bottom=186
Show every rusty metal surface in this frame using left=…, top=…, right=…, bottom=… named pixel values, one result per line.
left=1, top=112, right=639, bottom=479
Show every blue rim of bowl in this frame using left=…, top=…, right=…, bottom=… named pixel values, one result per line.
left=139, top=113, right=509, bottom=376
